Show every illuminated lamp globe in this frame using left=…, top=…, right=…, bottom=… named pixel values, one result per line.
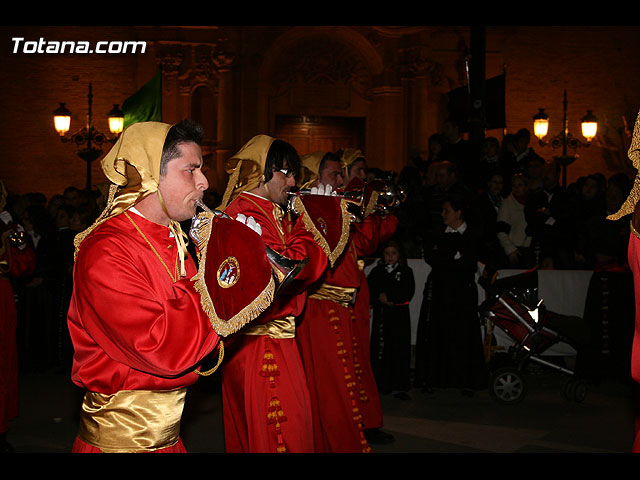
left=53, top=103, right=72, bottom=136
left=580, top=110, right=598, bottom=142
left=107, top=104, right=125, bottom=135
left=532, top=108, right=549, bottom=140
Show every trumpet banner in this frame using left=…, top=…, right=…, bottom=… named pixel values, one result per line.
left=293, top=194, right=351, bottom=267
left=190, top=213, right=275, bottom=337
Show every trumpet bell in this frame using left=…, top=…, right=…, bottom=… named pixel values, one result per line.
left=265, top=246, right=308, bottom=294
left=377, top=183, right=406, bottom=209
left=191, top=200, right=308, bottom=296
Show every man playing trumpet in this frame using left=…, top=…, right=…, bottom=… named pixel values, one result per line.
left=217, top=135, right=328, bottom=453
left=294, top=149, right=397, bottom=452
left=67, top=119, right=274, bottom=453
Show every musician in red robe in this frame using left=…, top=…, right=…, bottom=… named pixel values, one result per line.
left=67, top=120, right=271, bottom=453
left=340, top=149, right=398, bottom=445
left=0, top=181, right=36, bottom=453
left=295, top=151, right=372, bottom=452
left=218, top=135, right=328, bottom=453
left=608, top=109, right=640, bottom=453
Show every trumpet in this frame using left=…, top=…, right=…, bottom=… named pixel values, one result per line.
left=375, top=182, right=407, bottom=214
left=286, top=187, right=364, bottom=204
left=191, top=199, right=307, bottom=294
left=366, top=176, right=407, bottom=215
left=286, top=186, right=365, bottom=223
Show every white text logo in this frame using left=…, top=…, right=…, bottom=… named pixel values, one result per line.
left=11, top=37, right=147, bottom=54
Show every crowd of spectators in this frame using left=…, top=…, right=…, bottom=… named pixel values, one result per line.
left=5, top=186, right=101, bottom=374
left=387, top=123, right=635, bottom=387
left=4, top=126, right=634, bottom=381
left=392, top=124, right=633, bottom=274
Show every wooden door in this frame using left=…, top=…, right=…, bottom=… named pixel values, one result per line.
left=275, top=115, right=365, bottom=157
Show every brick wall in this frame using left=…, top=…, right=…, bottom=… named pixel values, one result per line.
left=1, top=25, right=639, bottom=201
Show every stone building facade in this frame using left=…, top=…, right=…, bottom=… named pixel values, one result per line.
left=1, top=25, right=639, bottom=199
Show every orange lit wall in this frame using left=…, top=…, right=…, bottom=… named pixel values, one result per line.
left=1, top=25, right=639, bottom=200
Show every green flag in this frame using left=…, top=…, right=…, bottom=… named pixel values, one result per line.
left=122, top=69, right=162, bottom=128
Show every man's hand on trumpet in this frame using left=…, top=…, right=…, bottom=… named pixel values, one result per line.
left=309, top=183, right=337, bottom=196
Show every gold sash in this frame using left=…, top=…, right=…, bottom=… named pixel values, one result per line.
left=241, top=316, right=296, bottom=339
left=308, top=283, right=358, bottom=308
left=77, top=388, right=186, bottom=453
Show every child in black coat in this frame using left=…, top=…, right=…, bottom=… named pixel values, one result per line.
left=368, top=239, right=415, bottom=399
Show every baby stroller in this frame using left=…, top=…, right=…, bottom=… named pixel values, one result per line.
left=479, top=268, right=590, bottom=405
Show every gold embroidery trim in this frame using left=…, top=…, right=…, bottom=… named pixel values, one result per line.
left=190, top=211, right=276, bottom=337
left=608, top=109, right=640, bottom=221
left=78, top=388, right=186, bottom=453
left=293, top=195, right=351, bottom=267
left=363, top=190, right=379, bottom=218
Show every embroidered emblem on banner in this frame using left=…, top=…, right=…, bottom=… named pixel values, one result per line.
left=317, top=217, right=328, bottom=236
left=217, top=256, right=240, bottom=288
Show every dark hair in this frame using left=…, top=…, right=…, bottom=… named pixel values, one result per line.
left=484, top=136, right=500, bottom=148
left=160, top=118, right=204, bottom=176
left=264, top=139, right=300, bottom=183
left=515, top=128, right=531, bottom=141
left=608, top=172, right=632, bottom=196
left=347, top=157, right=366, bottom=176
left=442, top=192, right=469, bottom=219
left=318, top=152, right=341, bottom=175
left=380, top=238, right=407, bottom=266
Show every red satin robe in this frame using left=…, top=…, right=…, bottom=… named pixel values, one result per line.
left=67, top=211, right=221, bottom=453
left=627, top=233, right=640, bottom=452
left=0, top=227, right=36, bottom=433
left=221, top=193, right=327, bottom=453
left=351, top=214, right=398, bottom=430
left=296, top=239, right=372, bottom=453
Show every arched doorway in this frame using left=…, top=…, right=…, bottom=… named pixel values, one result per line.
left=260, top=27, right=384, bottom=163
left=275, top=115, right=365, bottom=157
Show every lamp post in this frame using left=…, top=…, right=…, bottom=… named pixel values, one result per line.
left=532, top=89, right=598, bottom=188
left=53, top=83, right=124, bottom=190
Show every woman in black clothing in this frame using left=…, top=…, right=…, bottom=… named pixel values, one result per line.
left=414, top=194, right=487, bottom=394
left=368, top=240, right=415, bottom=399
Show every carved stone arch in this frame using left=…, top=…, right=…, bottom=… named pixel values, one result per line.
left=259, top=26, right=384, bottom=132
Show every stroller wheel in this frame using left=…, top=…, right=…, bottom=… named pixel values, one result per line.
left=562, top=378, right=587, bottom=403
left=489, top=367, right=527, bottom=405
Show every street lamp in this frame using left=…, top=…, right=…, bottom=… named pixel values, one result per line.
left=53, top=83, right=124, bottom=190
left=532, top=89, right=598, bottom=188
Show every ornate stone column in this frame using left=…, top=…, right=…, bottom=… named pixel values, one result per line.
left=369, top=86, right=404, bottom=172
left=213, top=49, right=234, bottom=192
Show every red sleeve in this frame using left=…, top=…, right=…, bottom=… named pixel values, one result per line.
left=225, top=197, right=328, bottom=293
left=279, top=213, right=328, bottom=289
left=69, top=231, right=220, bottom=383
left=351, top=213, right=399, bottom=256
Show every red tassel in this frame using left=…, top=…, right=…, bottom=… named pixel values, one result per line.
left=259, top=349, right=280, bottom=388
left=266, top=396, right=288, bottom=453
